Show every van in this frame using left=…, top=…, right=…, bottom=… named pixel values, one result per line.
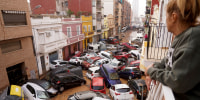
left=88, top=43, right=100, bottom=53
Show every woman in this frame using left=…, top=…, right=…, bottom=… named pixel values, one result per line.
left=145, top=0, right=200, bottom=100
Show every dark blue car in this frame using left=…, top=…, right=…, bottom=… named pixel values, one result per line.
left=118, top=67, right=141, bottom=79
left=100, top=64, right=121, bottom=88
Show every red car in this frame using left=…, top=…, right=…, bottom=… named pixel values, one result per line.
left=120, top=60, right=140, bottom=70
left=121, top=43, right=137, bottom=51
left=106, top=37, right=120, bottom=44
left=90, top=77, right=106, bottom=94
left=81, top=57, right=102, bottom=69
left=73, top=51, right=82, bottom=57
left=113, top=52, right=131, bottom=60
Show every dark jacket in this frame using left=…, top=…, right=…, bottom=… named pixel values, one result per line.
left=147, top=26, right=200, bottom=100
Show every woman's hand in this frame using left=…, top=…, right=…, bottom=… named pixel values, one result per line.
left=145, top=76, right=156, bottom=90
left=145, top=64, right=154, bottom=76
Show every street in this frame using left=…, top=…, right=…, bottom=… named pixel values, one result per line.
left=52, top=30, right=146, bottom=100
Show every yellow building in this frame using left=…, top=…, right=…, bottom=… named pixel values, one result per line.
left=103, top=16, right=109, bottom=39
left=81, top=15, right=94, bottom=50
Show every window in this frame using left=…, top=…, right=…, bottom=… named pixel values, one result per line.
left=26, top=85, right=35, bottom=94
left=65, top=1, right=68, bottom=7
left=84, top=26, right=87, bottom=32
left=88, top=25, right=91, bottom=32
left=67, top=27, right=71, bottom=38
left=93, top=26, right=96, bottom=31
left=0, top=40, right=22, bottom=54
left=2, top=10, right=27, bottom=26
left=76, top=25, right=80, bottom=35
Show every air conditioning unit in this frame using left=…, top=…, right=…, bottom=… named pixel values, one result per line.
left=46, top=32, right=51, bottom=37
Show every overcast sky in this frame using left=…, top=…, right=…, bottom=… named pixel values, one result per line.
left=128, top=0, right=146, bottom=16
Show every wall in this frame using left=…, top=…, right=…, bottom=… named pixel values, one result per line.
left=103, top=0, right=114, bottom=15
left=30, top=0, right=56, bottom=14
left=68, top=0, right=92, bottom=16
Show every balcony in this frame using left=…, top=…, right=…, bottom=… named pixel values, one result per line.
left=67, top=34, right=85, bottom=44
left=147, top=82, right=175, bottom=100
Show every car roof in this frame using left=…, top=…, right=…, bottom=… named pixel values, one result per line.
left=92, top=77, right=104, bottom=86
left=130, top=60, right=140, bottom=64
left=134, top=79, right=146, bottom=86
left=114, top=84, right=129, bottom=89
left=102, top=64, right=116, bottom=73
left=25, top=82, right=45, bottom=91
left=124, top=67, right=138, bottom=70
left=89, top=67, right=100, bottom=71
left=28, top=79, right=48, bottom=85
left=75, top=91, right=97, bottom=98
left=55, top=72, right=76, bottom=78
left=90, top=57, right=101, bottom=60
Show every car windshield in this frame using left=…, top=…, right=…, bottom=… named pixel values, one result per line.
left=109, top=72, right=119, bottom=80
left=116, top=88, right=130, bottom=93
left=87, top=58, right=94, bottom=64
left=129, top=63, right=139, bottom=67
left=94, top=61, right=101, bottom=65
left=132, top=68, right=140, bottom=71
left=111, top=62, right=118, bottom=66
left=51, top=62, right=57, bottom=65
left=40, top=81, right=51, bottom=90
left=87, top=70, right=92, bottom=74
left=92, top=86, right=104, bottom=90
left=36, top=90, right=49, bottom=99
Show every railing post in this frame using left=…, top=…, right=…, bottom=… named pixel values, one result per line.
left=147, top=24, right=151, bottom=59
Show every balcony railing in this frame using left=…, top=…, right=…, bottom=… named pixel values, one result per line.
left=146, top=82, right=175, bottom=100
left=146, top=23, right=173, bottom=60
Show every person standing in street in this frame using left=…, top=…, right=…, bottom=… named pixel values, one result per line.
left=145, top=0, right=200, bottom=100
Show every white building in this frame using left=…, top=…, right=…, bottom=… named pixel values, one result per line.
left=103, top=0, right=114, bottom=16
left=92, top=0, right=104, bottom=43
left=31, top=16, right=68, bottom=75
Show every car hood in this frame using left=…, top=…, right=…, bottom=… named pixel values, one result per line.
left=47, top=87, right=58, bottom=94
left=109, top=79, right=121, bottom=85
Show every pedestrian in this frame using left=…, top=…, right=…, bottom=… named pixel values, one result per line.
left=145, top=0, right=200, bottom=100
left=144, top=34, right=148, bottom=41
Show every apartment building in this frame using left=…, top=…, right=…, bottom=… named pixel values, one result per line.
left=30, top=0, right=68, bottom=15
left=0, top=0, right=38, bottom=90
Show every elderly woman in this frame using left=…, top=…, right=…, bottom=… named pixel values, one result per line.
left=145, top=0, right=200, bottom=100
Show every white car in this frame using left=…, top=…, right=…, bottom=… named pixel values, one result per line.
left=86, top=67, right=101, bottom=79
left=81, top=52, right=98, bottom=59
left=88, top=43, right=100, bottom=53
left=106, top=44, right=118, bottom=50
left=93, top=58, right=109, bottom=66
left=49, top=60, right=68, bottom=69
left=109, top=84, right=134, bottom=100
left=108, top=60, right=122, bottom=70
left=136, top=33, right=143, bottom=40
left=69, top=57, right=86, bottom=65
left=22, top=82, right=50, bottom=100
left=128, top=50, right=141, bottom=60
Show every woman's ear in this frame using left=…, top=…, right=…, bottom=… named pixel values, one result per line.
left=171, top=12, right=178, bottom=23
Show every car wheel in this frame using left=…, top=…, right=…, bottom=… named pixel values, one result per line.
left=59, top=86, right=64, bottom=93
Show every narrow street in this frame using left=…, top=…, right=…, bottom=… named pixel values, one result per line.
left=52, top=29, right=146, bottom=100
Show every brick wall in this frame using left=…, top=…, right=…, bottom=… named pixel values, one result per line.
left=30, top=0, right=56, bottom=14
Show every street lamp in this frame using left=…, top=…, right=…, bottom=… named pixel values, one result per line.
left=31, top=5, right=42, bottom=14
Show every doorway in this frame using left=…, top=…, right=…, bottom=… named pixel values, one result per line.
left=6, top=63, right=27, bottom=85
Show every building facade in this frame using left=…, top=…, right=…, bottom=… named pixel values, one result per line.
left=0, top=0, right=38, bottom=90
left=62, top=18, right=85, bottom=60
left=103, top=16, right=109, bottom=39
left=122, top=0, right=131, bottom=28
left=30, top=0, right=68, bottom=15
left=68, top=0, right=92, bottom=16
left=31, top=16, right=67, bottom=76
left=92, top=0, right=104, bottom=43
left=107, top=14, right=115, bottom=37
left=81, top=16, right=94, bottom=50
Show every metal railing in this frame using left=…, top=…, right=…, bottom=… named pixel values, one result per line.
left=146, top=23, right=173, bottom=60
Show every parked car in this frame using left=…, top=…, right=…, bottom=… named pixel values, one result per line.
left=49, top=60, right=68, bottom=69
left=127, top=79, right=148, bottom=100
left=129, top=60, right=140, bottom=69
left=86, top=67, right=101, bottom=79
left=81, top=52, right=98, bottom=59
left=81, top=57, right=102, bottom=69
left=88, top=43, right=100, bottom=53
left=128, top=50, right=141, bottom=60
left=51, top=72, right=86, bottom=92
left=109, top=84, right=134, bottom=100
left=73, top=51, right=82, bottom=57
left=121, top=43, right=137, bottom=51
left=93, top=58, right=109, bottom=66
left=67, top=91, right=110, bottom=100
left=118, top=67, right=141, bottom=79
left=49, top=64, right=83, bottom=78
left=69, top=57, right=86, bottom=66
left=100, top=64, right=121, bottom=88
left=121, top=27, right=127, bottom=33
left=106, top=37, right=120, bottom=44
left=90, top=77, right=106, bottom=94
left=27, top=79, right=58, bottom=97
left=106, top=44, right=118, bottom=50
left=22, top=82, right=50, bottom=100
left=113, top=52, right=132, bottom=64
left=98, top=51, right=121, bottom=65
left=0, top=85, right=25, bottom=100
